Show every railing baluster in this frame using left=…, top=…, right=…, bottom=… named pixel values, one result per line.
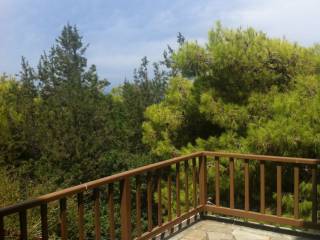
left=167, top=169, right=172, bottom=221
left=120, top=177, right=131, bottom=240
left=294, top=166, right=299, bottom=219
left=147, top=172, right=153, bottom=231
left=93, top=189, right=101, bottom=240
left=19, top=210, right=27, bottom=240
left=176, top=162, right=181, bottom=217
left=229, top=158, right=235, bottom=209
left=0, top=215, right=4, bottom=240
left=108, top=184, right=115, bottom=240
left=0, top=215, right=5, bottom=240
left=136, top=176, right=142, bottom=237
left=40, top=203, right=48, bottom=240
left=185, top=160, right=189, bottom=212
left=192, top=158, right=197, bottom=208
left=77, top=193, right=84, bottom=240
left=157, top=171, right=162, bottom=226
left=260, top=161, right=265, bottom=214
left=312, top=165, right=318, bottom=224
left=59, top=198, right=67, bottom=240
left=276, top=164, right=282, bottom=216
left=199, top=155, right=207, bottom=207
left=215, top=156, right=220, bottom=206
left=244, top=159, right=249, bottom=211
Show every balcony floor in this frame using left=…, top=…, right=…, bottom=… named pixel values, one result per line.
left=168, top=219, right=316, bottom=240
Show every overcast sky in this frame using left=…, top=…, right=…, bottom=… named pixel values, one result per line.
left=1, top=0, right=320, bottom=86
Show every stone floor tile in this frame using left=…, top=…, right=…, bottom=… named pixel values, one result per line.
left=232, top=229, right=271, bottom=240
left=207, top=232, right=235, bottom=240
left=179, top=229, right=207, bottom=240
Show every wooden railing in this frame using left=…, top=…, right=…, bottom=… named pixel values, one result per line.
left=0, top=151, right=319, bottom=239
left=202, top=152, right=319, bottom=229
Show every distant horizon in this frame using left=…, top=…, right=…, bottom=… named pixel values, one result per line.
left=1, top=0, right=320, bottom=87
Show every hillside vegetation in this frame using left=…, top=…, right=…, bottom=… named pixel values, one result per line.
left=1, top=23, right=320, bottom=238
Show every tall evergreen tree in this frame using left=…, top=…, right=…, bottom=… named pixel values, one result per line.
left=35, top=24, right=111, bottom=184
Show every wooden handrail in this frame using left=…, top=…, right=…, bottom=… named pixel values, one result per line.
left=203, top=151, right=320, bottom=164
left=0, top=152, right=202, bottom=216
left=1, top=151, right=319, bottom=216
left=0, top=151, right=319, bottom=240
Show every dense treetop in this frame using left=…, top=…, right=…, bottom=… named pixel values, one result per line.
left=143, top=22, right=320, bottom=159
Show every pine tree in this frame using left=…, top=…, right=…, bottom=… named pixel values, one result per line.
left=35, top=24, right=111, bottom=184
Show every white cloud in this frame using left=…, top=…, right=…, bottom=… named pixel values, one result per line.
left=225, top=0, right=320, bottom=45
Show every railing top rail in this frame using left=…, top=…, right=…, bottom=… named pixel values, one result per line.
left=203, top=151, right=320, bottom=164
left=1, top=151, right=319, bottom=216
left=0, top=152, right=202, bottom=216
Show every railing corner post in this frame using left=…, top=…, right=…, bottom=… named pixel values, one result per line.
left=199, top=154, right=207, bottom=215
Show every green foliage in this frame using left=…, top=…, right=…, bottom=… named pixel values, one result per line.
left=110, top=57, right=168, bottom=154
left=1, top=22, right=320, bottom=237
left=1, top=25, right=164, bottom=239
left=142, top=76, right=206, bottom=157
left=245, top=75, right=320, bottom=157
left=143, top=22, right=320, bottom=159
left=0, top=75, right=40, bottom=168
left=142, top=22, right=320, bottom=225
left=174, top=22, right=317, bottom=103
left=0, top=25, right=159, bottom=190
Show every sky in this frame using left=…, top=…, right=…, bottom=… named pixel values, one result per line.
left=1, top=0, right=320, bottom=86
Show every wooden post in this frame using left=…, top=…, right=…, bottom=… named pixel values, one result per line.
left=0, top=215, right=4, bottom=240
left=167, top=171, right=172, bottom=221
left=294, top=166, right=299, bottom=219
left=19, top=210, right=27, bottom=240
left=260, top=162, right=265, bottom=214
left=93, top=189, right=101, bottom=240
left=192, top=158, right=197, bottom=208
left=108, top=184, right=115, bottom=240
left=215, top=157, right=220, bottom=206
left=59, top=198, right=67, bottom=240
left=276, top=164, right=282, bottom=216
left=244, top=160, right=250, bottom=211
left=136, top=176, right=142, bottom=237
left=312, top=165, right=318, bottom=224
left=185, top=160, right=190, bottom=212
left=120, top=177, right=131, bottom=240
left=176, top=163, right=181, bottom=217
left=157, top=172, right=162, bottom=226
left=229, top=158, right=235, bottom=209
left=40, top=204, right=48, bottom=240
left=77, top=193, right=84, bottom=240
left=147, top=173, right=153, bottom=231
left=199, top=155, right=207, bottom=207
